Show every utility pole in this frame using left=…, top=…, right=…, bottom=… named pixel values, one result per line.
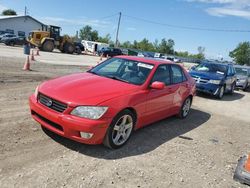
left=115, top=12, right=122, bottom=47
left=25, top=6, right=27, bottom=16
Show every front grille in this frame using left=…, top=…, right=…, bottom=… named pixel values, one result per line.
left=32, top=110, right=64, bottom=132
left=38, top=93, right=67, bottom=113
left=192, top=76, right=209, bottom=83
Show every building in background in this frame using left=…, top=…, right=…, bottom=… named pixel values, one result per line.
left=0, top=15, right=46, bottom=37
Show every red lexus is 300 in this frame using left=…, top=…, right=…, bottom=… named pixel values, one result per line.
left=29, top=56, right=196, bottom=149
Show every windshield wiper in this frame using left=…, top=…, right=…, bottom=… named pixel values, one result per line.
left=106, top=75, right=130, bottom=83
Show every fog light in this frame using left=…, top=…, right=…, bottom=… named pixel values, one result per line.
left=80, top=132, right=93, bottom=139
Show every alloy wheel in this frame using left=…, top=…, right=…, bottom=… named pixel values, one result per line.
left=111, top=114, right=133, bottom=146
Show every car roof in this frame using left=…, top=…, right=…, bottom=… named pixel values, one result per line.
left=115, top=55, right=173, bottom=65
left=200, top=60, right=232, bottom=66
left=234, top=65, right=250, bottom=69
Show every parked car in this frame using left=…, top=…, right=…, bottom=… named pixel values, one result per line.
left=3, top=36, right=26, bottom=46
left=189, top=61, right=236, bottom=99
left=29, top=56, right=196, bottom=149
left=0, top=33, right=16, bottom=42
left=234, top=65, right=250, bottom=91
left=74, top=42, right=85, bottom=55
left=97, top=47, right=122, bottom=57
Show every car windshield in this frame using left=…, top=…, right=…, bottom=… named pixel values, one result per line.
left=235, top=67, right=248, bottom=76
left=194, top=63, right=227, bottom=74
left=88, top=58, right=154, bottom=85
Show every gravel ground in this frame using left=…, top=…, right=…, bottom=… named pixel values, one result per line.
left=0, top=50, right=250, bottom=187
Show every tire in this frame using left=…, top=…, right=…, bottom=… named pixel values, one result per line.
left=42, top=40, right=54, bottom=52
left=243, top=82, right=248, bottom=91
left=76, top=47, right=81, bottom=55
left=178, top=97, right=192, bottom=119
left=216, top=86, right=224, bottom=99
left=229, top=82, right=236, bottom=94
left=103, top=110, right=135, bottom=149
left=9, top=41, right=15, bottom=46
left=63, top=42, right=75, bottom=54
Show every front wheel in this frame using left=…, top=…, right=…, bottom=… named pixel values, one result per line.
left=103, top=110, right=135, bottom=149
left=216, top=86, right=224, bottom=99
left=243, top=82, right=248, bottom=91
left=42, top=40, right=54, bottom=52
left=178, top=97, right=192, bottom=119
left=229, top=82, right=236, bottom=94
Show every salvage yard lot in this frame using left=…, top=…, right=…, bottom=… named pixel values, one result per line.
left=0, top=46, right=250, bottom=187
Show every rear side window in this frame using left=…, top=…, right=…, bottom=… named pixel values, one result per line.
left=171, top=65, right=186, bottom=84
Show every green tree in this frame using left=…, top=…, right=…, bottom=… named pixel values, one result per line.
left=98, top=34, right=111, bottom=44
left=79, top=25, right=99, bottom=41
left=197, top=46, right=205, bottom=60
left=137, top=38, right=154, bottom=51
left=1, top=9, right=17, bottom=15
left=158, top=38, right=175, bottom=54
left=120, top=41, right=132, bottom=48
left=229, top=42, right=250, bottom=65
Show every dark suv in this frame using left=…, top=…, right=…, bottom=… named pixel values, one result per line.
left=189, top=61, right=236, bottom=99
left=98, top=47, right=122, bottom=57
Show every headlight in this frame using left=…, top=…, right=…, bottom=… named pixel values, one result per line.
left=34, top=85, right=39, bottom=99
left=208, top=80, right=221, bottom=85
left=71, top=106, right=108, bottom=120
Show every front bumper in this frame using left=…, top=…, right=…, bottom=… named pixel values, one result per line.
left=29, top=94, right=112, bottom=145
left=195, top=83, right=221, bottom=96
left=236, top=80, right=246, bottom=88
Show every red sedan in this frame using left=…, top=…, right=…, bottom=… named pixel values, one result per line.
left=29, top=56, right=196, bottom=149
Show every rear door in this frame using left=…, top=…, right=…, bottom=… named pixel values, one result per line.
left=170, top=65, right=189, bottom=113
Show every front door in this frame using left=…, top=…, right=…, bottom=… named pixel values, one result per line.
left=145, top=65, right=174, bottom=124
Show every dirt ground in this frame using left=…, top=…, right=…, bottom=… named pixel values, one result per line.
left=0, top=54, right=250, bottom=188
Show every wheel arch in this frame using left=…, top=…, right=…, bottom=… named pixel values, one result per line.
left=114, top=107, right=138, bottom=129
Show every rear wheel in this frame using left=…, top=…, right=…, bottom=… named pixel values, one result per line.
left=63, top=42, right=75, bottom=54
left=9, top=41, right=15, bottom=46
left=42, top=40, right=54, bottom=52
left=103, top=110, right=135, bottom=149
left=178, top=97, right=192, bottom=119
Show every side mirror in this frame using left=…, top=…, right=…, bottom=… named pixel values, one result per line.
left=150, top=81, right=165, bottom=90
left=190, top=65, right=196, bottom=70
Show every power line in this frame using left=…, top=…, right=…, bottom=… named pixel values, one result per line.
left=123, top=14, right=250, bottom=33
left=98, top=13, right=119, bottom=20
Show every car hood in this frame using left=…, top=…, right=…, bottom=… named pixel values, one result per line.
left=236, top=74, right=247, bottom=80
left=189, top=70, right=225, bottom=80
left=39, top=72, right=138, bottom=106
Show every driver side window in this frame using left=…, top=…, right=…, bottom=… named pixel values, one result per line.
left=151, top=65, right=171, bottom=85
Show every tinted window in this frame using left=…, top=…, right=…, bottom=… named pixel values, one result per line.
left=18, top=31, right=25, bottom=36
left=171, top=65, right=186, bottom=84
left=151, top=65, right=171, bottom=85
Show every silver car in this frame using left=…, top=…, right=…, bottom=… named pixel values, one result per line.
left=234, top=65, right=250, bottom=91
